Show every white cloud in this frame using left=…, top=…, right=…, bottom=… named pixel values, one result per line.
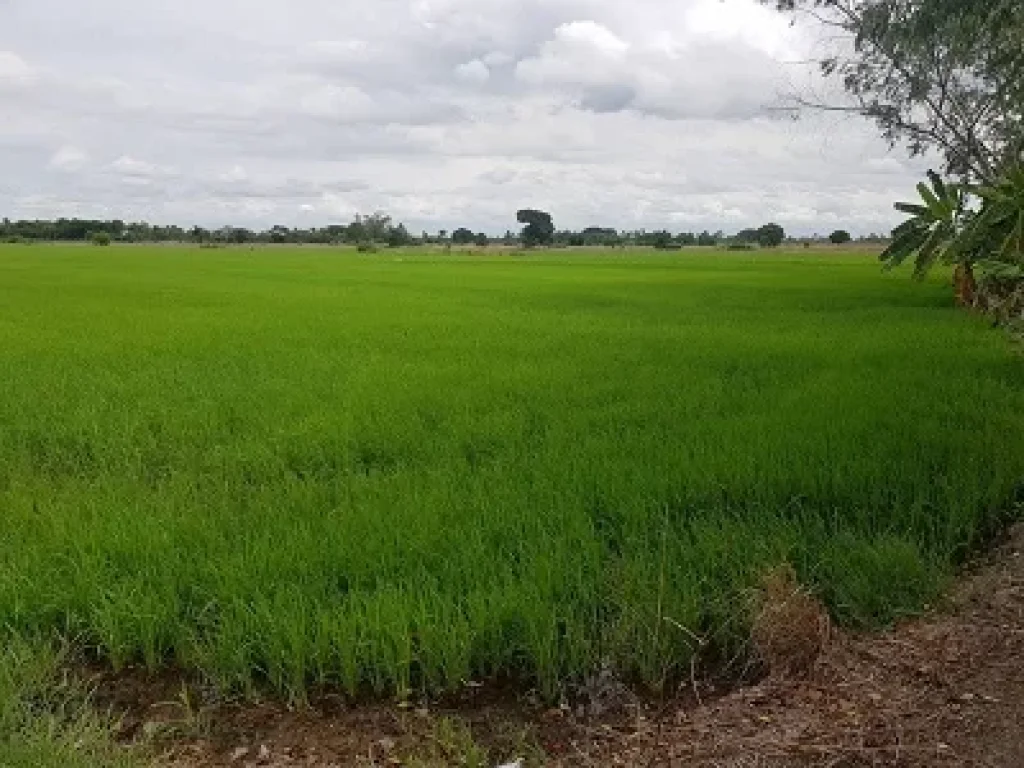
left=0, top=0, right=932, bottom=234
left=555, top=21, right=630, bottom=55
left=299, top=83, right=376, bottom=120
left=682, top=0, right=803, bottom=59
left=0, top=51, right=35, bottom=88
left=219, top=165, right=249, bottom=183
left=455, top=59, right=490, bottom=85
left=112, top=155, right=165, bottom=177
left=49, top=145, right=90, bottom=172
left=482, top=51, right=514, bottom=68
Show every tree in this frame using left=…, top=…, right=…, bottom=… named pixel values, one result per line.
left=880, top=170, right=975, bottom=302
left=387, top=223, right=412, bottom=248
left=354, top=212, right=392, bottom=243
left=451, top=227, right=476, bottom=245
left=474, top=233, right=489, bottom=247
left=346, top=220, right=367, bottom=244
left=829, top=230, right=852, bottom=244
left=651, top=231, right=675, bottom=249
left=516, top=209, right=554, bottom=247
left=90, top=231, right=111, bottom=246
left=756, top=223, right=786, bottom=248
left=882, top=167, right=1024, bottom=310
left=957, top=167, right=1024, bottom=270
left=764, top=0, right=1024, bottom=183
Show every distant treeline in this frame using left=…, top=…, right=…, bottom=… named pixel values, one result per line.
left=0, top=216, right=889, bottom=247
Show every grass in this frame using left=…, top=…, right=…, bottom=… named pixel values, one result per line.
left=0, top=633, right=142, bottom=768
left=0, top=244, right=1022, bottom=701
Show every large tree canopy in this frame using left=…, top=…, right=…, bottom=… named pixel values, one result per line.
left=767, top=0, right=1024, bottom=182
left=516, top=209, right=555, bottom=248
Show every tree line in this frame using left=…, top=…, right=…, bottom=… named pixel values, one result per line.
left=1, top=214, right=865, bottom=250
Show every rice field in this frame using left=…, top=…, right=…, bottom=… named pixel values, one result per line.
left=1, top=244, right=1022, bottom=700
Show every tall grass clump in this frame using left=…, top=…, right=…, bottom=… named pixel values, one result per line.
left=0, top=245, right=1022, bottom=699
left=0, top=633, right=142, bottom=768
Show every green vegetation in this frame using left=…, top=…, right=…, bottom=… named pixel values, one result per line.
left=0, top=634, right=142, bottom=768
left=1, top=245, right=1022, bottom=701
left=767, top=0, right=1022, bottom=182
left=516, top=209, right=555, bottom=247
left=881, top=167, right=1023, bottom=319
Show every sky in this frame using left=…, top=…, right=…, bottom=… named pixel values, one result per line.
left=0, top=0, right=933, bottom=236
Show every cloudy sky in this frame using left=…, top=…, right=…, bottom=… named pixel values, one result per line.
left=0, top=0, right=932, bottom=235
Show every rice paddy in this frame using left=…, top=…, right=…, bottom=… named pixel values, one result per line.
left=1, top=244, right=1021, bottom=700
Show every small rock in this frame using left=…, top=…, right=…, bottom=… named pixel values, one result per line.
left=231, top=746, right=250, bottom=762
left=258, top=744, right=271, bottom=760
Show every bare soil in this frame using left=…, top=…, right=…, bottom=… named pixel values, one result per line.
left=97, top=524, right=1024, bottom=767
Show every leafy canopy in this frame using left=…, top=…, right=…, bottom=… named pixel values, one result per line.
left=765, top=0, right=1024, bottom=182
left=516, top=209, right=555, bottom=248
left=880, top=170, right=964, bottom=278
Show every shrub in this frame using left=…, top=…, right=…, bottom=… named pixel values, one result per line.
left=90, top=232, right=112, bottom=247
left=357, top=242, right=379, bottom=253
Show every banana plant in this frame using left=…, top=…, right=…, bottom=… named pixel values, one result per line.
left=955, top=165, right=1024, bottom=270
left=880, top=170, right=966, bottom=279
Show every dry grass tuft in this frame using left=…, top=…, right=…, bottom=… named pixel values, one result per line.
left=750, top=564, right=831, bottom=678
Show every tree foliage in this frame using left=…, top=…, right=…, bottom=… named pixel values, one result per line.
left=882, top=166, right=1024, bottom=313
left=757, top=223, right=786, bottom=247
left=766, top=0, right=1024, bottom=182
left=829, top=230, right=852, bottom=244
left=451, top=227, right=476, bottom=245
left=516, top=209, right=555, bottom=247
left=880, top=170, right=964, bottom=278
left=386, top=223, right=412, bottom=248
left=959, top=167, right=1024, bottom=269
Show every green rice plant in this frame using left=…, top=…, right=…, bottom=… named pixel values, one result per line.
left=0, top=244, right=1021, bottom=699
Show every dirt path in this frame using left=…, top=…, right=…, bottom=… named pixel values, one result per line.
left=135, top=525, right=1024, bottom=767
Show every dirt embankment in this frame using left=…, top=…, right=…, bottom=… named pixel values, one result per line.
left=107, top=525, right=1023, bottom=767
